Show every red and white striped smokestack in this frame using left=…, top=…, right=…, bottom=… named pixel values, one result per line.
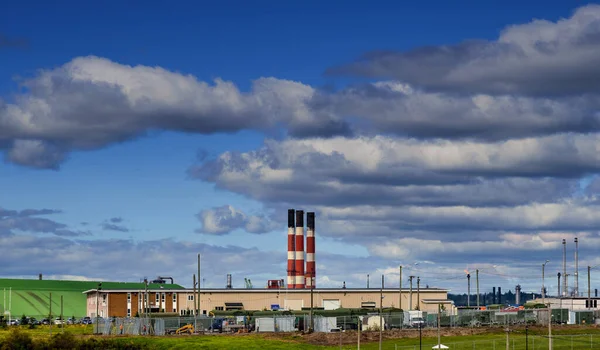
left=294, top=210, right=305, bottom=289
left=287, top=209, right=296, bottom=289
left=306, top=212, right=316, bottom=289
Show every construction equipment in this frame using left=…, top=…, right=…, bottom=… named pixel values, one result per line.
left=174, top=324, right=194, bottom=335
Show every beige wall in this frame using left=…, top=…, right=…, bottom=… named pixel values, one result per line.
left=182, top=290, right=448, bottom=314
left=87, top=289, right=450, bottom=316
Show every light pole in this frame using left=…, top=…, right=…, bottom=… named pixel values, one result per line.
left=542, top=260, right=549, bottom=306
left=95, top=282, right=102, bottom=334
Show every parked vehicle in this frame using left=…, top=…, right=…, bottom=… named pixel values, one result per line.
left=54, top=318, right=65, bottom=325
left=9, top=319, right=20, bottom=326
left=80, top=317, right=92, bottom=325
left=41, top=318, right=50, bottom=325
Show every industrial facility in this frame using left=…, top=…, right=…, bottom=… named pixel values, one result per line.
left=82, top=208, right=453, bottom=318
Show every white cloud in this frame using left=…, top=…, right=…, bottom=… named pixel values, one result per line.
left=196, top=205, right=278, bottom=235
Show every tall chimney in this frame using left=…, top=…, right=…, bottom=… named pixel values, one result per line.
left=492, top=287, right=496, bottom=304
left=294, top=210, right=305, bottom=289
left=38, top=273, right=42, bottom=281
left=287, top=209, right=296, bottom=289
left=574, top=237, right=579, bottom=296
left=562, top=239, right=567, bottom=296
left=497, top=287, right=502, bottom=304
left=515, top=285, right=521, bottom=305
left=226, top=274, right=232, bottom=289
left=557, top=272, right=561, bottom=297
left=467, top=273, right=471, bottom=307
left=305, top=212, right=316, bottom=289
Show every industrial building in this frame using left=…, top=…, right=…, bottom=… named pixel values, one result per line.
left=83, top=287, right=454, bottom=318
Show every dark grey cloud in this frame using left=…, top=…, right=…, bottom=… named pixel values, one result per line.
left=196, top=205, right=278, bottom=235
left=326, top=5, right=600, bottom=97
left=101, top=223, right=129, bottom=233
left=311, top=83, right=600, bottom=141
left=0, top=206, right=88, bottom=237
left=0, top=33, right=28, bottom=49
left=110, top=217, right=123, bottom=223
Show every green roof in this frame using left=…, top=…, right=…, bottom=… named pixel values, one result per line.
left=0, top=279, right=184, bottom=292
left=0, top=279, right=184, bottom=318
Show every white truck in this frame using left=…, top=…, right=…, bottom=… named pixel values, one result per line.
left=408, top=310, right=425, bottom=328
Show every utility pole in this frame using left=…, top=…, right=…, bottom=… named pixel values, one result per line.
left=575, top=238, right=579, bottom=296
left=399, top=265, right=402, bottom=311
left=379, top=275, right=383, bottom=350
left=367, top=274, right=370, bottom=288
left=60, top=295, right=64, bottom=333
left=562, top=239, right=567, bottom=297
left=416, top=277, right=421, bottom=311
left=542, top=260, right=549, bottom=306
left=197, top=253, right=201, bottom=317
left=49, top=292, right=52, bottom=336
left=505, top=328, right=509, bottom=350
left=548, top=304, right=553, bottom=350
left=476, top=269, right=480, bottom=308
left=409, top=276, right=415, bottom=310
left=310, top=285, right=314, bottom=332
left=193, top=274, right=197, bottom=330
left=437, top=303, right=441, bottom=348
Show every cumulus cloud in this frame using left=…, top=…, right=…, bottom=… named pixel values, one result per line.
left=0, top=56, right=349, bottom=168
left=327, top=5, right=600, bottom=96
left=190, top=135, right=594, bottom=208
left=196, top=205, right=278, bottom=235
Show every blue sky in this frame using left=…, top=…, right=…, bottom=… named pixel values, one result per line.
left=1, top=1, right=600, bottom=293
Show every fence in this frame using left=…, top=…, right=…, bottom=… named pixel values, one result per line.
left=394, top=334, right=600, bottom=350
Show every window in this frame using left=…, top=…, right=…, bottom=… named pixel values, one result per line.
left=187, top=295, right=194, bottom=301
left=173, top=308, right=176, bottom=313
left=161, top=293, right=165, bottom=303
left=155, top=293, right=159, bottom=302
left=127, top=308, right=131, bottom=317
left=180, top=310, right=185, bottom=316
left=173, top=294, right=177, bottom=302
left=102, top=294, right=107, bottom=304
left=127, top=293, right=131, bottom=302
left=215, top=306, right=224, bottom=311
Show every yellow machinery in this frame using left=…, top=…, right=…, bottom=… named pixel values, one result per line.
left=175, top=324, right=194, bottom=335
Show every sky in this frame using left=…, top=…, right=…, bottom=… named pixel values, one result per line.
left=1, top=0, right=600, bottom=296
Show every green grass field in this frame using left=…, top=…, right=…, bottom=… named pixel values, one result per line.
left=2, top=325, right=600, bottom=349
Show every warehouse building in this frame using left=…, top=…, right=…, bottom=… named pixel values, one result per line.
left=0, top=277, right=184, bottom=320
left=83, top=287, right=455, bottom=318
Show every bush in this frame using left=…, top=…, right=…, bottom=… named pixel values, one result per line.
left=48, top=332, right=77, bottom=349
left=0, top=328, right=35, bottom=350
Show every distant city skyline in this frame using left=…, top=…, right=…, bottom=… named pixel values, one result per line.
left=1, top=1, right=599, bottom=294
